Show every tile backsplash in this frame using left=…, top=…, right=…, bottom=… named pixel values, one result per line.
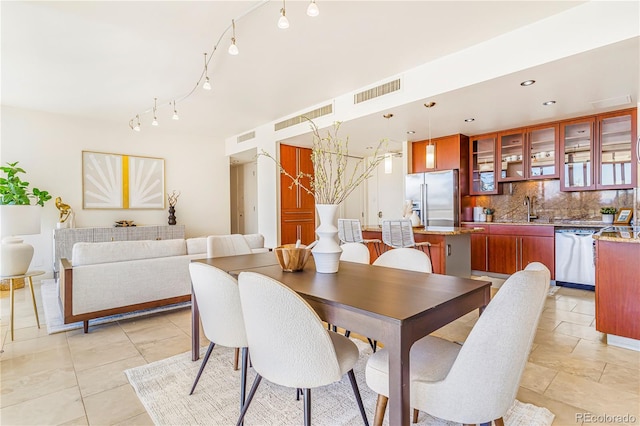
left=469, top=180, right=638, bottom=223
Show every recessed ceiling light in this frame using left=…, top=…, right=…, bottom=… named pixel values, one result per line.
left=520, top=80, right=536, bottom=86
left=407, top=130, right=415, bottom=135
left=542, top=100, right=556, bottom=106
left=464, top=118, right=475, bottom=122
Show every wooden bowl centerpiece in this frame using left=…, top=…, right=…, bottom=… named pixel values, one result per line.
left=274, top=244, right=311, bottom=272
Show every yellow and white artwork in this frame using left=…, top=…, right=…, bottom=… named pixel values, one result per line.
left=82, top=151, right=165, bottom=209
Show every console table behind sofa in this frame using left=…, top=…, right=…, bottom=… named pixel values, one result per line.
left=53, top=225, right=185, bottom=277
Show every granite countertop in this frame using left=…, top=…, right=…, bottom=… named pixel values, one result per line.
left=593, top=227, right=640, bottom=244
left=461, top=220, right=607, bottom=228
left=362, top=226, right=484, bottom=235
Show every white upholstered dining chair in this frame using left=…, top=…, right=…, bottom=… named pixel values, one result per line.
left=365, top=262, right=550, bottom=426
left=188, top=263, right=249, bottom=419
left=339, top=242, right=370, bottom=264
left=236, top=271, right=370, bottom=426
left=372, top=247, right=432, bottom=273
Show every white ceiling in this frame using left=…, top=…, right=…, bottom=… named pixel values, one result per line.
left=2, top=1, right=638, bottom=159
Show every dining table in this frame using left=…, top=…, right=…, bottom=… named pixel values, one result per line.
left=191, top=252, right=491, bottom=426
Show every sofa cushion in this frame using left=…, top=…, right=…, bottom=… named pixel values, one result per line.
left=72, top=239, right=187, bottom=266
left=243, top=233, right=265, bottom=250
left=207, top=234, right=252, bottom=257
left=186, top=237, right=207, bottom=255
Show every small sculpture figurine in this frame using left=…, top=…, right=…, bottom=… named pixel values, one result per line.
left=167, top=190, right=181, bottom=225
left=55, top=196, right=75, bottom=228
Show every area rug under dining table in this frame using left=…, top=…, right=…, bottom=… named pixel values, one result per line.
left=125, top=339, right=554, bottom=426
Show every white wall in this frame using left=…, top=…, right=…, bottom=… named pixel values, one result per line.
left=1, top=106, right=230, bottom=276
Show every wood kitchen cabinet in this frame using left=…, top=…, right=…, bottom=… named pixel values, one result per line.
left=465, top=224, right=555, bottom=279
left=470, top=133, right=500, bottom=195
left=595, top=240, right=640, bottom=340
left=596, top=108, right=637, bottom=189
left=280, top=144, right=315, bottom=245
left=412, top=134, right=469, bottom=171
left=462, top=224, right=488, bottom=271
left=412, top=134, right=469, bottom=195
left=560, top=108, right=637, bottom=191
left=497, top=124, right=559, bottom=182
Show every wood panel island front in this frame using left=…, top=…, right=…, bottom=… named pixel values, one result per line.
left=362, top=226, right=484, bottom=277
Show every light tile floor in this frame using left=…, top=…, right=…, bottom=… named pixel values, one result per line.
left=1, top=279, right=639, bottom=425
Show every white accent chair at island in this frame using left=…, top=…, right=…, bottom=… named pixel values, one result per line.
left=188, top=263, right=249, bottom=423
left=364, top=262, right=550, bottom=426
left=338, top=218, right=381, bottom=255
left=236, top=272, right=370, bottom=426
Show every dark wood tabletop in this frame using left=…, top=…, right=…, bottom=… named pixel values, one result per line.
left=191, top=252, right=491, bottom=426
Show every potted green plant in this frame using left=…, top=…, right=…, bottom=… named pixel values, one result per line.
left=484, top=207, right=495, bottom=222
left=0, top=161, right=52, bottom=276
left=0, top=161, right=51, bottom=206
left=600, top=207, right=617, bottom=224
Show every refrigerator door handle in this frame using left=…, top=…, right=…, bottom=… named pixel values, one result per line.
left=421, top=183, right=428, bottom=227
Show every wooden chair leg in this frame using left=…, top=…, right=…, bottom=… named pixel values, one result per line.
left=412, top=408, right=419, bottom=423
left=373, top=394, right=388, bottom=426
left=233, top=347, right=240, bottom=371
left=494, top=418, right=505, bottom=426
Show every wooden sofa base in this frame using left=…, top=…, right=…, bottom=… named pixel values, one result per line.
left=60, top=258, right=191, bottom=333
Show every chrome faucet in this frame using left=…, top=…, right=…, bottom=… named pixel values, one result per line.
left=524, top=195, right=538, bottom=222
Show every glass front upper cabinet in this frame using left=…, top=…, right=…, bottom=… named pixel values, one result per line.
left=560, top=118, right=595, bottom=191
left=528, top=124, right=559, bottom=179
left=470, top=134, right=499, bottom=195
left=597, top=109, right=637, bottom=189
left=497, top=130, right=524, bottom=182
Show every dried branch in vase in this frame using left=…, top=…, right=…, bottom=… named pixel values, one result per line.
left=167, top=190, right=181, bottom=207
left=261, top=118, right=387, bottom=205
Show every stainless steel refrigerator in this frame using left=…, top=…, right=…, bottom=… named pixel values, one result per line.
left=405, top=170, right=459, bottom=227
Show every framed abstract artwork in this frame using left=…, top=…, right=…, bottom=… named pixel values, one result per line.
left=82, top=151, right=165, bottom=209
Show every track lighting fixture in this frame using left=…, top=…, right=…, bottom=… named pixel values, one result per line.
left=152, top=98, right=159, bottom=126
left=228, top=19, right=239, bottom=55
left=129, top=0, right=328, bottom=128
left=202, top=53, right=212, bottom=90
left=172, top=101, right=179, bottom=120
left=306, top=0, right=319, bottom=17
left=278, top=0, right=289, bottom=29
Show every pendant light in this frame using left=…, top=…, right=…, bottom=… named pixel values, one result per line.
left=424, top=102, right=436, bottom=169
left=383, top=113, right=394, bottom=174
left=172, top=100, right=179, bottom=120
left=202, top=53, right=212, bottom=90
left=151, top=98, right=159, bottom=126
left=228, top=19, right=239, bottom=55
left=306, top=0, right=319, bottom=17
left=278, top=0, right=289, bottom=29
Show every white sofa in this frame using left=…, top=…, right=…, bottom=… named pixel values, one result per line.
left=59, top=234, right=269, bottom=333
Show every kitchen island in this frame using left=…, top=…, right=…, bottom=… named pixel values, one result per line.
left=362, top=226, right=484, bottom=277
left=592, top=228, right=640, bottom=351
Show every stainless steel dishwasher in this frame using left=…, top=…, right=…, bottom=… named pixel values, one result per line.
left=554, top=228, right=599, bottom=290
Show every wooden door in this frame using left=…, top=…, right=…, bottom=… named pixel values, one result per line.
left=488, top=235, right=517, bottom=274
left=520, top=235, right=555, bottom=279
left=280, top=144, right=315, bottom=245
left=470, top=233, right=488, bottom=272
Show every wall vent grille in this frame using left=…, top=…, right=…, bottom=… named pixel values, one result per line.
left=274, top=104, right=333, bottom=131
left=354, top=79, right=401, bottom=104
left=237, top=131, right=255, bottom=143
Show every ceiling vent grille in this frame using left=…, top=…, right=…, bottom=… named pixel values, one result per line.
left=274, top=104, right=333, bottom=131
left=237, top=131, right=255, bottom=143
left=354, top=79, right=401, bottom=104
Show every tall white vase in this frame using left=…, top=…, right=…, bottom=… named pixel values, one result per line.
left=312, top=204, right=342, bottom=273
